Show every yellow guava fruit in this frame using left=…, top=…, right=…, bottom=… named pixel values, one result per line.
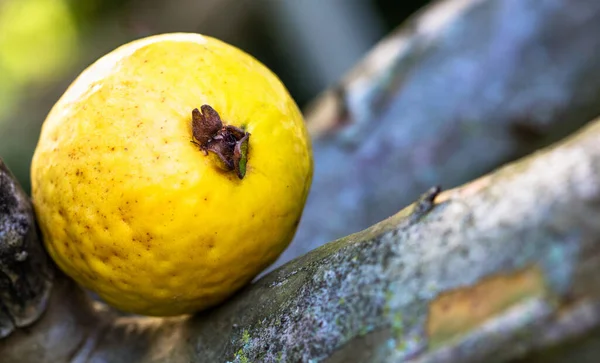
left=30, top=33, right=313, bottom=316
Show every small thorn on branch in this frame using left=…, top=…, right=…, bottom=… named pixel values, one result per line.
left=412, top=186, right=442, bottom=219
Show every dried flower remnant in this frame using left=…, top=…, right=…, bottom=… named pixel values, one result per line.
left=191, top=105, right=251, bottom=179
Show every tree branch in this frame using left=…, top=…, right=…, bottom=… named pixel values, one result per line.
left=0, top=161, right=52, bottom=338
left=281, top=0, right=600, bottom=272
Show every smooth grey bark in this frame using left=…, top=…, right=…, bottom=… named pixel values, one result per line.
left=276, top=0, right=600, bottom=271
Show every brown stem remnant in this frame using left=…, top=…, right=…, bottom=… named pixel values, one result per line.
left=191, top=105, right=250, bottom=179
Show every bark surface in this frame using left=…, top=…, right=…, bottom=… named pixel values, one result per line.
left=278, top=0, right=600, bottom=271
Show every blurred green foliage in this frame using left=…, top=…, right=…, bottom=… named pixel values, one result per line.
left=0, top=0, right=130, bottom=119
left=0, top=0, right=77, bottom=120
left=0, top=0, right=133, bottom=191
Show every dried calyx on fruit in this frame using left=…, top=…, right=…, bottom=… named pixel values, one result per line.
left=191, top=105, right=250, bottom=179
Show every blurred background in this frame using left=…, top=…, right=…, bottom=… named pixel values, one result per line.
left=0, top=0, right=430, bottom=192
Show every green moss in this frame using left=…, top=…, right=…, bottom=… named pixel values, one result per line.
left=242, top=330, right=251, bottom=345
left=235, top=349, right=249, bottom=363
left=384, top=290, right=394, bottom=315
left=392, top=312, right=403, bottom=337
left=359, top=325, right=371, bottom=336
